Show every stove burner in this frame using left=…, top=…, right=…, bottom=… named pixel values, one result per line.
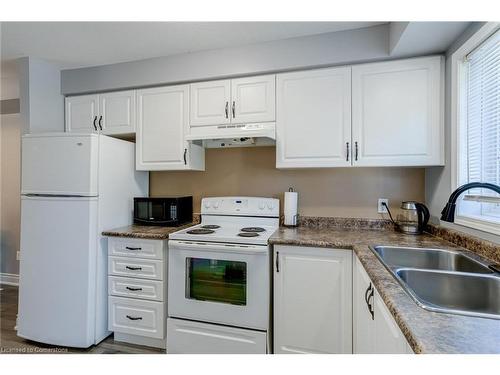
left=201, top=225, right=221, bottom=229
left=237, top=232, right=260, bottom=237
left=187, top=228, right=215, bottom=235
left=240, top=227, right=266, bottom=233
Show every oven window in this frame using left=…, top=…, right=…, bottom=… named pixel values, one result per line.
left=186, top=258, right=247, bottom=306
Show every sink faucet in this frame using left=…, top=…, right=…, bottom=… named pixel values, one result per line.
left=441, top=182, right=500, bottom=222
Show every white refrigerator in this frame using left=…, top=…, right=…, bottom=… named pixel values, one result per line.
left=18, top=133, right=148, bottom=348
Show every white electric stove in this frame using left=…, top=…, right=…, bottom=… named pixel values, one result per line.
left=167, top=197, right=279, bottom=354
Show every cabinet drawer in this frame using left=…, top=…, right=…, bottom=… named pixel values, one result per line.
left=108, top=237, right=164, bottom=260
left=167, top=318, right=267, bottom=354
left=108, top=276, right=164, bottom=301
left=109, top=296, right=164, bottom=339
left=108, top=256, right=164, bottom=280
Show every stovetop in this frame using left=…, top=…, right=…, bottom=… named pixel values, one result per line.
left=169, top=197, right=280, bottom=245
left=169, top=222, right=278, bottom=245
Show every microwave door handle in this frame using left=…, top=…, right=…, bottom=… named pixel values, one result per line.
left=134, top=218, right=177, bottom=224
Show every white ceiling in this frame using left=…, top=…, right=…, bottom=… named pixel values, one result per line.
left=0, top=22, right=387, bottom=69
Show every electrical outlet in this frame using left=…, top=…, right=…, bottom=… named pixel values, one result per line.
left=16, top=251, right=20, bottom=261
left=378, top=199, right=389, bottom=213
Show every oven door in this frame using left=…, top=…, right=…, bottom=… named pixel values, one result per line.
left=168, top=240, right=270, bottom=331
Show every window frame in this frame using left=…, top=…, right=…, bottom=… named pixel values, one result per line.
left=450, top=22, right=500, bottom=235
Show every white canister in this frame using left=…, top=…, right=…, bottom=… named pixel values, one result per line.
left=284, top=188, right=298, bottom=226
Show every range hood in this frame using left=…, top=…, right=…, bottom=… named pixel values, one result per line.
left=185, top=122, right=276, bottom=148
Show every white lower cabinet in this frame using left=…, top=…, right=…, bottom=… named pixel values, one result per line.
left=107, top=237, right=167, bottom=349
left=353, top=256, right=413, bottom=354
left=167, top=318, right=267, bottom=354
left=273, top=245, right=352, bottom=354
left=109, top=296, right=164, bottom=339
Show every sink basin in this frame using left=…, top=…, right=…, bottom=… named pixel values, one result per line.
left=372, top=245, right=493, bottom=274
left=396, top=268, right=500, bottom=319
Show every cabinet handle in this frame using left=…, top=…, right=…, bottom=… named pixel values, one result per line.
left=225, top=102, right=229, bottom=119
left=125, top=246, right=141, bottom=251
left=232, top=101, right=235, bottom=118
left=183, top=148, right=187, bottom=165
left=125, top=266, right=142, bottom=271
left=276, top=251, right=280, bottom=273
left=126, top=315, right=143, bottom=321
left=365, top=283, right=374, bottom=320
left=126, top=286, right=143, bottom=291
left=355, top=141, right=359, bottom=161
left=98, top=115, right=103, bottom=131
left=346, top=142, right=350, bottom=162
left=93, top=116, right=98, bottom=131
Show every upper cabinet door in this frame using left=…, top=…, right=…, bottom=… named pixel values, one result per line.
left=276, top=67, right=352, bottom=168
left=65, top=94, right=99, bottom=134
left=352, top=56, right=444, bottom=167
left=99, top=90, right=136, bottom=135
left=231, top=75, right=275, bottom=124
left=136, top=85, right=203, bottom=171
left=190, top=79, right=231, bottom=127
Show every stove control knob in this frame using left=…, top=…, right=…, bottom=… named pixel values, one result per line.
left=258, top=202, right=266, bottom=210
left=267, top=202, right=274, bottom=210
left=204, top=201, right=211, bottom=209
left=212, top=201, right=220, bottom=209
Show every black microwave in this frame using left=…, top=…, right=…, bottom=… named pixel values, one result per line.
left=134, top=197, right=193, bottom=226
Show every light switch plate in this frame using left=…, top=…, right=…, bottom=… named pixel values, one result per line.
left=378, top=199, right=389, bottom=213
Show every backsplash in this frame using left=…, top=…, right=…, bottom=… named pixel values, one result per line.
left=150, top=146, right=425, bottom=219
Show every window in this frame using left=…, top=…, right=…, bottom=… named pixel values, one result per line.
left=456, top=27, right=500, bottom=233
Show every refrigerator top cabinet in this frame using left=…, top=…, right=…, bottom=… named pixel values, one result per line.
left=21, top=133, right=99, bottom=196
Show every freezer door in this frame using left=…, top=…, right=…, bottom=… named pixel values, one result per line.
left=18, top=196, right=99, bottom=347
left=21, top=133, right=99, bottom=196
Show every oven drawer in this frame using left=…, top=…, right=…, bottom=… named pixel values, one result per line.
left=108, top=276, right=164, bottom=301
left=108, top=256, right=164, bottom=280
left=166, top=318, right=267, bottom=354
left=108, top=237, right=164, bottom=260
left=109, top=296, right=165, bottom=339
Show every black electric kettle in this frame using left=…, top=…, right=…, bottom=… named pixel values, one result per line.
left=386, top=201, right=430, bottom=234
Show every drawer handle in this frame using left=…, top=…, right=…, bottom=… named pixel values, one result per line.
left=126, top=315, right=143, bottom=321
left=125, top=246, right=142, bottom=251
left=126, top=286, right=143, bottom=291
left=125, top=266, right=142, bottom=271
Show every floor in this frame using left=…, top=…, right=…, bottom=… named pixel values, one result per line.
left=0, top=284, right=164, bottom=354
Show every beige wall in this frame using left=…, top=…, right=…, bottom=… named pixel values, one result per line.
left=1, top=113, right=21, bottom=275
left=151, top=147, right=425, bottom=218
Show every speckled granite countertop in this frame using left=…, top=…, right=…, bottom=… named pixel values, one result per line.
left=102, top=222, right=197, bottom=240
left=269, top=226, right=500, bottom=354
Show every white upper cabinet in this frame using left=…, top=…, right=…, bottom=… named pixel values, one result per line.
left=136, top=85, right=205, bottom=171
left=274, top=245, right=352, bottom=354
left=65, top=94, right=99, bottom=134
left=189, top=75, right=276, bottom=127
left=66, top=91, right=136, bottom=136
left=276, top=67, right=352, bottom=168
left=99, top=90, right=136, bottom=135
left=352, top=56, right=444, bottom=166
left=230, top=75, right=275, bottom=124
left=189, top=79, right=231, bottom=127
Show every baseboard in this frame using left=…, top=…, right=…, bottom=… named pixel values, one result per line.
left=114, top=332, right=166, bottom=349
left=0, top=273, right=19, bottom=286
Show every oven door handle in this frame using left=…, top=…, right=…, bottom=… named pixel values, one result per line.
left=168, top=240, right=269, bottom=254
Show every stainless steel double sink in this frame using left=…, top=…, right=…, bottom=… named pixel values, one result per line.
left=370, top=245, right=500, bottom=320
